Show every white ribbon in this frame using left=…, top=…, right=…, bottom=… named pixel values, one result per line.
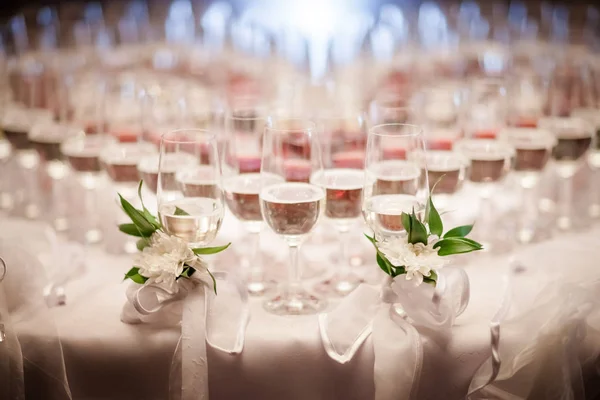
left=468, top=276, right=600, bottom=399
left=119, top=271, right=249, bottom=400
left=319, top=268, right=470, bottom=400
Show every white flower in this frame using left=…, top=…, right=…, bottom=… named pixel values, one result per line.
left=378, top=235, right=448, bottom=285
left=135, top=231, right=197, bottom=285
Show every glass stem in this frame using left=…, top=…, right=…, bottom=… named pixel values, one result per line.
left=479, top=188, right=494, bottom=234
left=247, top=231, right=262, bottom=283
left=557, top=173, right=573, bottom=229
left=288, top=244, right=301, bottom=298
left=590, top=168, right=600, bottom=218
left=337, top=229, right=351, bottom=280
left=518, top=183, right=538, bottom=241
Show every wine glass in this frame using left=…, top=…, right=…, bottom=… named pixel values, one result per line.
left=158, top=129, right=225, bottom=247
left=369, top=91, right=414, bottom=125
left=506, top=71, right=544, bottom=128
left=463, top=78, right=507, bottom=140
left=499, top=127, right=556, bottom=243
left=538, top=116, right=594, bottom=231
left=310, top=112, right=367, bottom=296
left=61, top=134, right=113, bottom=244
left=362, top=124, right=428, bottom=241
left=407, top=149, right=467, bottom=213
left=259, top=117, right=326, bottom=315
left=28, top=122, right=85, bottom=231
left=454, top=139, right=514, bottom=249
left=570, top=108, right=600, bottom=219
left=222, top=109, right=278, bottom=295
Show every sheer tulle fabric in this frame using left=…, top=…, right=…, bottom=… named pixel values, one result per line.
left=0, top=240, right=72, bottom=399
left=120, top=271, right=248, bottom=400
left=469, top=276, right=600, bottom=399
left=319, top=267, right=470, bottom=400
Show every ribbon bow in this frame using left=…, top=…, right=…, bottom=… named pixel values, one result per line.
left=319, top=268, right=470, bottom=400
left=41, top=227, right=86, bottom=307
left=120, top=271, right=249, bottom=400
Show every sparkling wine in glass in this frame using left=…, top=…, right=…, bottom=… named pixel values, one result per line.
left=500, top=127, right=556, bottom=243
left=308, top=112, right=368, bottom=295
left=571, top=108, right=600, bottom=219
left=221, top=110, right=276, bottom=295
left=259, top=118, right=326, bottom=315
left=538, top=117, right=593, bottom=230
left=362, top=123, right=428, bottom=240
left=408, top=149, right=467, bottom=211
left=455, top=139, right=514, bottom=249
left=1, top=104, right=54, bottom=218
left=61, top=134, right=115, bottom=244
left=29, top=122, right=85, bottom=231
left=157, top=129, right=225, bottom=247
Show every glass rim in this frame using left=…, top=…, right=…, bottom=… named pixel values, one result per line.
left=160, top=128, right=216, bottom=144
left=265, top=117, right=317, bottom=133
left=369, top=123, right=423, bottom=138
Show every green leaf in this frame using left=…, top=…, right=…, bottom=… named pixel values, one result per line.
left=178, top=266, right=196, bottom=280
left=207, top=269, right=217, bottom=295
left=136, top=237, right=151, bottom=251
left=423, top=270, right=438, bottom=285
left=433, top=237, right=483, bottom=256
left=137, top=181, right=162, bottom=229
left=118, top=223, right=145, bottom=237
left=408, top=210, right=428, bottom=245
left=401, top=212, right=412, bottom=234
left=174, top=206, right=190, bottom=216
left=427, top=196, right=443, bottom=237
left=364, top=233, right=377, bottom=245
left=390, top=265, right=406, bottom=278
left=376, top=252, right=393, bottom=275
left=444, top=225, right=474, bottom=238
left=192, top=243, right=231, bottom=255
left=118, top=194, right=156, bottom=236
left=123, top=267, right=148, bottom=284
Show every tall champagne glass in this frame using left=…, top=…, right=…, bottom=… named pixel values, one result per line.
left=500, top=127, right=556, bottom=243
left=158, top=129, right=225, bottom=247
left=362, top=124, right=428, bottom=240
left=222, top=110, right=278, bottom=295
left=454, top=139, right=514, bottom=249
left=538, top=117, right=593, bottom=231
left=369, top=91, right=413, bottom=125
left=259, top=118, right=326, bottom=315
left=310, top=113, right=366, bottom=296
left=571, top=108, right=600, bottom=219
left=464, top=78, right=507, bottom=140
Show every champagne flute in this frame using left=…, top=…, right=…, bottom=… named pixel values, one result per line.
left=570, top=108, right=600, bottom=219
left=362, top=124, right=428, bottom=240
left=454, top=139, right=514, bottom=249
left=61, top=134, right=113, bottom=244
left=464, top=78, right=507, bottom=140
left=222, top=110, right=279, bottom=295
left=499, top=127, right=556, bottom=243
left=310, top=113, right=367, bottom=296
left=369, top=91, right=413, bottom=125
left=158, top=129, right=225, bottom=247
left=259, top=118, right=326, bottom=315
left=538, top=116, right=593, bottom=231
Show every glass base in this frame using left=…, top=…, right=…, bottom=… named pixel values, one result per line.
left=314, top=273, right=363, bottom=297
left=247, top=279, right=276, bottom=297
left=263, top=289, right=326, bottom=315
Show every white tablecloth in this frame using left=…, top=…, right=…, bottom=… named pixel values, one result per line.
left=4, top=214, right=600, bottom=400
